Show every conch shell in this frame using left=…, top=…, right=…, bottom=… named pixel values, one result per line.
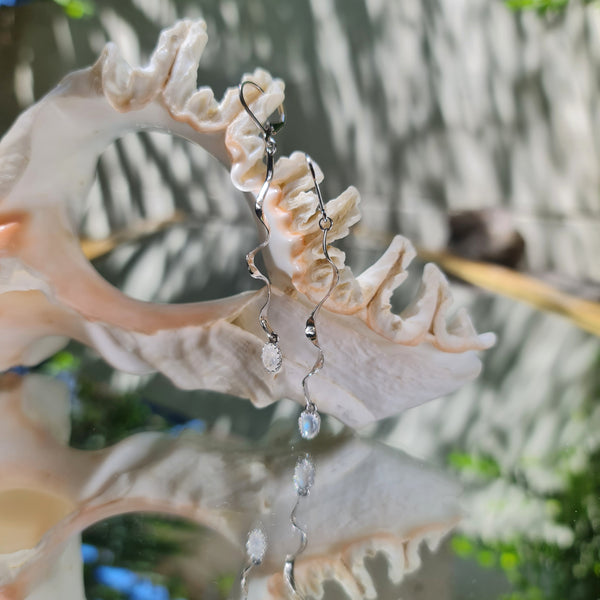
left=0, top=373, right=461, bottom=600
left=0, top=19, right=494, bottom=427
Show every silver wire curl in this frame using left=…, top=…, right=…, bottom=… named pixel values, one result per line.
left=301, top=154, right=340, bottom=422
left=239, top=81, right=285, bottom=353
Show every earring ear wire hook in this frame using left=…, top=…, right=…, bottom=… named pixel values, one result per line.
left=239, top=80, right=286, bottom=138
left=304, top=155, right=328, bottom=223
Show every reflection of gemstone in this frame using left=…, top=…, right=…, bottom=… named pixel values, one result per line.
left=298, top=409, right=321, bottom=440
left=294, top=455, right=315, bottom=496
left=246, top=528, right=267, bottom=564
left=261, top=342, right=282, bottom=373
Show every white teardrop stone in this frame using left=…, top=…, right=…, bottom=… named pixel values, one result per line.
left=261, top=342, right=282, bottom=373
left=294, top=455, right=315, bottom=496
left=246, top=528, right=267, bottom=564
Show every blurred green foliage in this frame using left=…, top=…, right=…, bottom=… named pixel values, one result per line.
left=41, top=349, right=81, bottom=373
left=83, top=514, right=193, bottom=599
left=450, top=349, right=600, bottom=599
left=51, top=0, right=94, bottom=18
left=505, top=0, right=569, bottom=9
left=448, top=451, right=501, bottom=479
left=505, top=0, right=596, bottom=11
left=215, top=573, right=236, bottom=598
left=43, top=350, right=170, bottom=449
left=70, top=377, right=168, bottom=449
left=450, top=447, right=600, bottom=599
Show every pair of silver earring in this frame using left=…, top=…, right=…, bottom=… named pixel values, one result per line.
left=238, top=458, right=317, bottom=600
left=236, top=82, right=338, bottom=599
left=239, top=81, right=339, bottom=443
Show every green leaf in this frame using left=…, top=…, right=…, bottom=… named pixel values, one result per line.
left=477, top=549, right=496, bottom=568
left=448, top=451, right=501, bottom=479
left=451, top=534, right=474, bottom=557
left=500, top=551, right=520, bottom=571
left=51, top=0, right=95, bottom=19
left=42, top=350, right=80, bottom=373
left=504, top=0, right=570, bottom=10
left=216, top=573, right=235, bottom=598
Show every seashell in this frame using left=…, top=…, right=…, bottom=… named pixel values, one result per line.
left=0, top=373, right=460, bottom=599
left=0, top=19, right=495, bottom=427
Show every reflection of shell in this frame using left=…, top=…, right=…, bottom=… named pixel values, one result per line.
left=0, top=374, right=460, bottom=599
left=0, top=373, right=262, bottom=599
left=255, top=440, right=461, bottom=600
left=0, top=19, right=494, bottom=427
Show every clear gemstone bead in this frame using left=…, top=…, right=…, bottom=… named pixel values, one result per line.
left=298, top=409, right=320, bottom=440
left=261, top=342, right=282, bottom=373
left=246, top=528, right=267, bottom=564
left=294, top=455, right=315, bottom=496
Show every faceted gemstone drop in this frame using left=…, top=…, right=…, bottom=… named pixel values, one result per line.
left=246, top=528, right=267, bottom=564
left=261, top=342, right=282, bottom=373
left=298, top=409, right=321, bottom=440
left=293, top=455, right=315, bottom=496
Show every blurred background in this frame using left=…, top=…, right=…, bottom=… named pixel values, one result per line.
left=1, top=0, right=600, bottom=598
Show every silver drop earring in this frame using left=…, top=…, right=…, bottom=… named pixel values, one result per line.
left=238, top=527, right=267, bottom=600
left=239, top=81, right=286, bottom=374
left=298, top=154, right=340, bottom=440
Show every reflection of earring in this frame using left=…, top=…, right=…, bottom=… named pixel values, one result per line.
left=239, top=527, right=267, bottom=600
left=297, top=154, right=339, bottom=440
left=239, top=81, right=286, bottom=374
left=284, top=454, right=316, bottom=599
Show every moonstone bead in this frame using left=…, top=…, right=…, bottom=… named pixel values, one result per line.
left=298, top=409, right=320, bottom=440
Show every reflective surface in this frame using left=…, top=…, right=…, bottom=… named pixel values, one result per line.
left=1, top=1, right=600, bottom=599
left=0, top=369, right=460, bottom=599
